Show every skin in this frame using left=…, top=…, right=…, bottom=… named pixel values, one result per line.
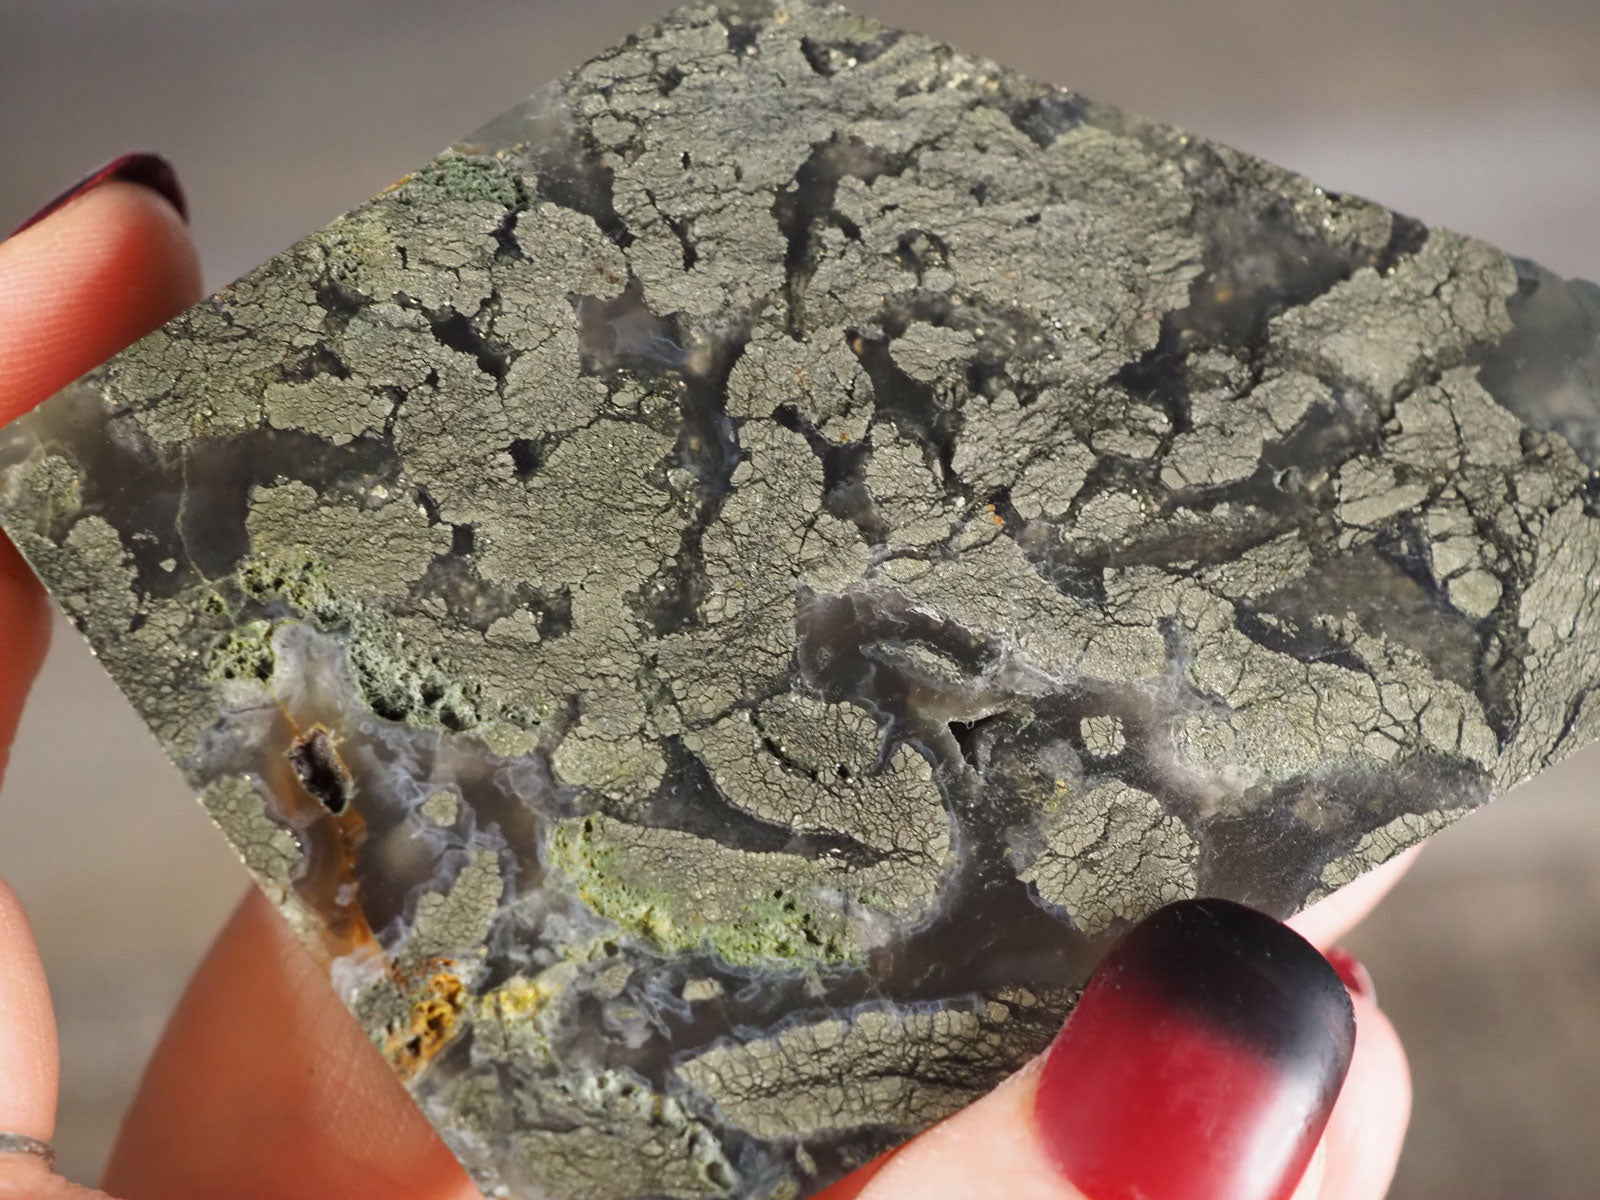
left=0, top=181, right=1412, bottom=1200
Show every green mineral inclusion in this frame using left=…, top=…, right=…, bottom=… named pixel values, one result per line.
left=547, top=815, right=856, bottom=965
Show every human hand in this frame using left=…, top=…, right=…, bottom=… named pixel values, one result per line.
left=0, top=159, right=1412, bottom=1200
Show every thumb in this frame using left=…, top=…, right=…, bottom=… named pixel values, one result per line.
left=829, top=900, right=1357, bottom=1200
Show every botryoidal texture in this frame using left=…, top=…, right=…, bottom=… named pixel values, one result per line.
left=3, top=3, right=1599, bottom=1197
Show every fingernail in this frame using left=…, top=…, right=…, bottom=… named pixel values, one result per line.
left=8, top=152, right=188, bottom=239
left=1323, top=947, right=1376, bottom=1004
left=1035, top=898, right=1356, bottom=1200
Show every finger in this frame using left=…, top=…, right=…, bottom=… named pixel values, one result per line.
left=104, top=890, right=479, bottom=1200
left=0, top=879, right=59, bottom=1193
left=0, top=169, right=203, bottom=775
left=0, top=168, right=200, bottom=423
left=1317, top=966, right=1411, bottom=1200
left=824, top=900, right=1359, bottom=1200
left=1289, top=847, right=1421, bottom=952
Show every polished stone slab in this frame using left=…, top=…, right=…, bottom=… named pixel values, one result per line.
left=1, top=3, right=1597, bottom=1197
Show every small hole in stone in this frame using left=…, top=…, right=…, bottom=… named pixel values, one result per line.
left=948, top=714, right=1005, bottom=772
left=287, top=724, right=354, bottom=815
left=508, top=438, right=542, bottom=478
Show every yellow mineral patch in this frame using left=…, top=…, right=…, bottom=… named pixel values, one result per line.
left=384, top=965, right=468, bottom=1080
left=481, top=973, right=561, bottom=1024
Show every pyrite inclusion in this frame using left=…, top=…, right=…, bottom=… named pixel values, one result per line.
left=4, top=3, right=1599, bottom=1196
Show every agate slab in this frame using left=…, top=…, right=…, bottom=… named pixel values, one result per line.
left=2, top=3, right=1598, bottom=1197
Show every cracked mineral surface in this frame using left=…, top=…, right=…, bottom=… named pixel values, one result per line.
left=2, top=3, right=1599, bottom=1197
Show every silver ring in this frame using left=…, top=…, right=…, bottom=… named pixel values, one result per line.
left=0, top=1132, right=54, bottom=1168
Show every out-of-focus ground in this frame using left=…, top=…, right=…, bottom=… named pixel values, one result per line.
left=0, top=1, right=1596, bottom=1193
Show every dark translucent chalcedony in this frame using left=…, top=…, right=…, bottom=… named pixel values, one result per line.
left=1, top=3, right=1597, bottom=1197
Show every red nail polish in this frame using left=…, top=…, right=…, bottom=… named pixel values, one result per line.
left=8, top=152, right=188, bottom=239
left=1323, top=947, right=1376, bottom=1004
left=1035, top=898, right=1355, bottom=1200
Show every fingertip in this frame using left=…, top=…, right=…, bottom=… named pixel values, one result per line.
left=0, top=177, right=203, bottom=423
left=1034, top=900, right=1351, bottom=1200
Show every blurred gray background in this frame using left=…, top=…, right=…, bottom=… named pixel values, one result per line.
left=1, top=1, right=1597, bottom=1195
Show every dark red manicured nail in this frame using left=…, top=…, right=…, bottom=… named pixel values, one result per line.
left=8, top=152, right=187, bottom=239
left=1035, top=898, right=1356, bottom=1200
left=1323, top=947, right=1376, bottom=1004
